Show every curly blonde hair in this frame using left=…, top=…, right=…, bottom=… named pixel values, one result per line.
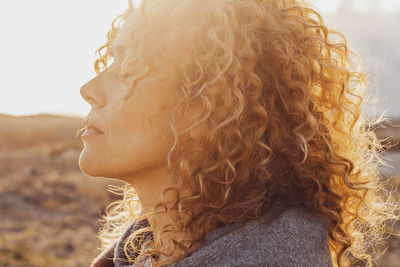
left=91, top=0, right=400, bottom=266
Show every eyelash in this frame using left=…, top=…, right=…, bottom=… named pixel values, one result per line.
left=121, top=72, right=130, bottom=80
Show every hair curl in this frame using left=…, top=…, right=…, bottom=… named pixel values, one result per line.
left=91, top=0, right=400, bottom=266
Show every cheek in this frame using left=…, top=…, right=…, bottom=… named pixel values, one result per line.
left=79, top=101, right=176, bottom=179
left=78, top=127, right=160, bottom=178
left=105, top=108, right=175, bottom=177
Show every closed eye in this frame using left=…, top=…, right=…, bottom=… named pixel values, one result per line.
left=122, top=72, right=130, bottom=79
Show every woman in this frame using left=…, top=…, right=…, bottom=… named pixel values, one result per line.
left=78, top=0, right=399, bottom=266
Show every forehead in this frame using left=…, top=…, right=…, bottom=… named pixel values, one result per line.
left=112, top=10, right=142, bottom=57
left=110, top=4, right=184, bottom=81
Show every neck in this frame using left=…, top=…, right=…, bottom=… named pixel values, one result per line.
left=123, top=164, right=190, bottom=261
left=125, top=164, right=175, bottom=212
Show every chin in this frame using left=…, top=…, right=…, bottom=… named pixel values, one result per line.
left=78, top=149, right=105, bottom=177
left=78, top=149, right=127, bottom=179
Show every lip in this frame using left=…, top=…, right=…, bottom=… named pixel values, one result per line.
left=83, top=116, right=104, bottom=133
left=81, top=128, right=104, bottom=140
left=87, top=124, right=104, bottom=134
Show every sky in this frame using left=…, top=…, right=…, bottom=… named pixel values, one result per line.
left=1, top=0, right=399, bottom=118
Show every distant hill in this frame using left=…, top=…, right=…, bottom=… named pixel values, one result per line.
left=0, top=113, right=84, bottom=153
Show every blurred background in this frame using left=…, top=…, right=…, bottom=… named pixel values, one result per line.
left=0, top=0, right=399, bottom=266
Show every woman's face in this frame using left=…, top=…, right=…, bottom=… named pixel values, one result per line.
left=78, top=11, right=182, bottom=180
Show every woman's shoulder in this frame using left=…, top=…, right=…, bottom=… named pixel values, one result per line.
left=172, top=205, right=332, bottom=267
left=92, top=206, right=332, bottom=267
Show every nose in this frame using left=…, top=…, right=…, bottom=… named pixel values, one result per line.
left=80, top=77, right=105, bottom=108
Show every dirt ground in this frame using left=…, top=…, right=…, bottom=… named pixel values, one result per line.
left=0, top=113, right=399, bottom=267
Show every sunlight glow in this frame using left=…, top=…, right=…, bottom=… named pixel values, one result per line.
left=0, top=0, right=399, bottom=117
